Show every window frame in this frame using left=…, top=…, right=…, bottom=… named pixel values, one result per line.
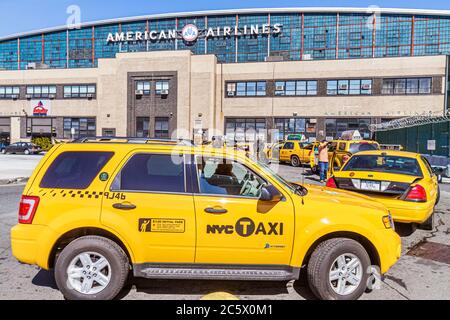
left=26, top=85, right=57, bottom=98
left=327, top=79, right=373, bottom=96
left=0, top=86, right=20, bottom=99
left=193, top=155, right=269, bottom=200
left=110, top=153, right=188, bottom=195
left=381, top=77, right=432, bottom=95
left=274, top=80, right=318, bottom=96
left=136, top=81, right=151, bottom=95
left=63, top=84, right=96, bottom=99
left=226, top=81, right=267, bottom=97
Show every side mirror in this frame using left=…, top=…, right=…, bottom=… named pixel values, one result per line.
left=259, top=184, right=283, bottom=202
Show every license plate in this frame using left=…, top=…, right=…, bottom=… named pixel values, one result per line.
left=360, top=180, right=381, bottom=191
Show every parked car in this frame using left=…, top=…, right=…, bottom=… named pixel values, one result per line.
left=327, top=150, right=440, bottom=234
left=0, top=141, right=9, bottom=154
left=1, top=142, right=42, bottom=155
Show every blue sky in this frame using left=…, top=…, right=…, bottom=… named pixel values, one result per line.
left=1, top=0, right=450, bottom=37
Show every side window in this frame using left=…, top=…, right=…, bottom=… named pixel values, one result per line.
left=40, top=152, right=114, bottom=189
left=197, top=157, right=265, bottom=198
left=338, top=143, right=346, bottom=151
left=328, top=142, right=337, bottom=152
left=283, top=142, right=294, bottom=150
left=115, top=154, right=185, bottom=193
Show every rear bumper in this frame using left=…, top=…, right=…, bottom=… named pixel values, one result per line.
left=385, top=201, right=434, bottom=224
left=10, top=224, right=55, bottom=269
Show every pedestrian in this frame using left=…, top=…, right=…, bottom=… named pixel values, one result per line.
left=318, top=140, right=330, bottom=183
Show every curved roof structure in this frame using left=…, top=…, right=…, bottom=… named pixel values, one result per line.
left=1, top=7, right=450, bottom=41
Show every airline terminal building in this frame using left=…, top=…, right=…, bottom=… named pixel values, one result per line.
left=0, top=7, right=449, bottom=143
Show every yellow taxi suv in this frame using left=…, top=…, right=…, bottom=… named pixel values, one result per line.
left=327, top=150, right=440, bottom=233
left=11, top=138, right=401, bottom=300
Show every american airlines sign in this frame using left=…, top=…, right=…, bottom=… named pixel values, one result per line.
left=106, top=23, right=283, bottom=43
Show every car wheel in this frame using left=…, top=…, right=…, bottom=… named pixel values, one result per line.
left=291, top=156, right=301, bottom=167
left=55, top=236, right=129, bottom=300
left=420, top=212, right=435, bottom=231
left=395, top=223, right=417, bottom=237
left=24, top=149, right=30, bottom=155
left=311, top=165, right=319, bottom=175
left=307, top=238, right=370, bottom=300
left=435, top=187, right=440, bottom=206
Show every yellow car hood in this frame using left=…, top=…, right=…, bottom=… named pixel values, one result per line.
left=300, top=184, right=388, bottom=212
left=334, top=171, right=420, bottom=184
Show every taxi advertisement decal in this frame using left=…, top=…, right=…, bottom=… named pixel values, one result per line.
left=139, top=219, right=186, bottom=233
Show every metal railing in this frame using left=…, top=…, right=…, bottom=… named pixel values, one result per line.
left=370, top=110, right=450, bottom=132
left=71, top=137, right=195, bottom=146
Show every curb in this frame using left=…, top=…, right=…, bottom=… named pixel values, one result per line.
left=0, top=177, right=29, bottom=186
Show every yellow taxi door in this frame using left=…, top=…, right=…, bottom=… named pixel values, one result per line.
left=101, top=151, right=196, bottom=264
left=329, top=151, right=352, bottom=176
left=280, top=142, right=294, bottom=162
left=193, top=156, right=295, bottom=265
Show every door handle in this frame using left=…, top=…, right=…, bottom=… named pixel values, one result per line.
left=205, top=207, right=228, bottom=215
left=113, top=203, right=137, bottom=210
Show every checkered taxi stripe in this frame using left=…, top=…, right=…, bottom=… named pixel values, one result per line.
left=38, top=189, right=104, bottom=199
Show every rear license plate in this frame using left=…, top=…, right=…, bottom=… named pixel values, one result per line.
left=360, top=180, right=381, bottom=191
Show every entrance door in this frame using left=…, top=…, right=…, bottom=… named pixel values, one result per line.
left=193, top=156, right=295, bottom=266
left=102, top=152, right=196, bottom=264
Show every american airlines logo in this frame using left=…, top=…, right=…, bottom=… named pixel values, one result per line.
left=106, top=23, right=283, bottom=43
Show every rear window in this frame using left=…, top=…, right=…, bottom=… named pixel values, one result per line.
left=348, top=143, right=379, bottom=154
left=343, top=155, right=423, bottom=177
left=40, top=151, right=114, bottom=189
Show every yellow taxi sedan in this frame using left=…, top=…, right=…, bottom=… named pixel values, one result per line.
left=326, top=150, right=440, bottom=232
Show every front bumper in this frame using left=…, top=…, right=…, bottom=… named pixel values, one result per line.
left=375, top=228, right=402, bottom=275
left=10, top=224, right=55, bottom=269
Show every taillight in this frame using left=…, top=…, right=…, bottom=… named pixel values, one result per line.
left=404, top=185, right=427, bottom=202
left=326, top=178, right=337, bottom=188
left=18, top=196, right=40, bottom=224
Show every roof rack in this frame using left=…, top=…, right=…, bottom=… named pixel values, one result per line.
left=72, top=137, right=195, bottom=146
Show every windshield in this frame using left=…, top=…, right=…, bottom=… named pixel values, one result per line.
left=342, top=155, right=423, bottom=177
left=348, top=143, right=379, bottom=154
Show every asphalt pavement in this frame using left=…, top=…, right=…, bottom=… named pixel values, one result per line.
left=0, top=163, right=449, bottom=300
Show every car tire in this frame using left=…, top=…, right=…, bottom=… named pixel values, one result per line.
left=291, top=155, right=301, bottom=167
left=307, top=238, right=371, bottom=300
left=55, top=236, right=129, bottom=300
left=24, top=149, right=30, bottom=155
left=420, top=212, right=435, bottom=231
left=435, top=187, right=440, bottom=206
left=311, top=165, right=319, bottom=175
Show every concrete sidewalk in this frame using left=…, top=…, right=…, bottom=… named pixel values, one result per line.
left=0, top=154, right=43, bottom=184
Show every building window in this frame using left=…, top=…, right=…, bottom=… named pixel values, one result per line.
left=136, top=117, right=150, bottom=138
left=154, top=117, right=169, bottom=138
left=0, top=86, right=19, bottom=99
left=275, top=80, right=318, bottom=96
left=225, top=118, right=267, bottom=143
left=136, top=81, right=151, bottom=95
left=26, top=85, right=56, bottom=98
left=227, top=81, right=267, bottom=97
left=63, top=118, right=96, bottom=139
left=63, top=85, right=96, bottom=98
left=325, top=118, right=371, bottom=139
left=327, top=79, right=372, bottom=95
left=275, top=118, right=316, bottom=140
left=155, top=80, right=169, bottom=95
left=382, top=78, right=432, bottom=95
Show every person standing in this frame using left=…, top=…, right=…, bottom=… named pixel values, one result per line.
left=318, top=140, right=330, bottom=183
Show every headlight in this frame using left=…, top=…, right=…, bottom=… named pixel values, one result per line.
left=382, top=212, right=395, bottom=230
